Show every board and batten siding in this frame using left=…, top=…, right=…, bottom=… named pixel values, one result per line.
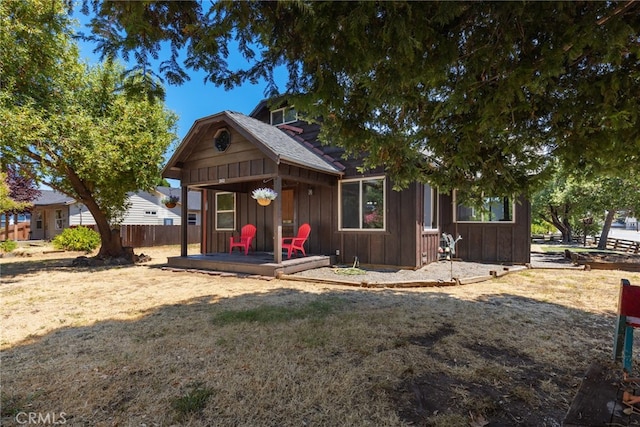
left=180, top=127, right=276, bottom=186
left=439, top=194, right=531, bottom=264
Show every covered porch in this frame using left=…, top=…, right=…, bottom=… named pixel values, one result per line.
left=162, top=110, right=344, bottom=276
left=166, top=251, right=332, bottom=277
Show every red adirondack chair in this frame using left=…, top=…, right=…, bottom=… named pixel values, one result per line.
left=229, top=224, right=256, bottom=255
left=281, top=223, right=311, bottom=259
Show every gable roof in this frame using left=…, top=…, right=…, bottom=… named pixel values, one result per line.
left=32, top=190, right=75, bottom=206
left=163, top=110, right=344, bottom=180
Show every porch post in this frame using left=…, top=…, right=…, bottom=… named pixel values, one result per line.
left=181, top=185, right=188, bottom=257
left=273, top=176, right=282, bottom=263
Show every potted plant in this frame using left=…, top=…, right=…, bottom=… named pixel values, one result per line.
left=251, top=187, right=278, bottom=206
left=162, top=194, right=179, bottom=208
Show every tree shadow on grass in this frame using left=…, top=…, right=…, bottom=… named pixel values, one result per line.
left=1, top=287, right=622, bottom=427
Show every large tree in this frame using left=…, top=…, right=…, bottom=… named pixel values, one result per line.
left=82, top=1, right=640, bottom=196
left=0, top=0, right=178, bottom=258
left=532, top=164, right=640, bottom=245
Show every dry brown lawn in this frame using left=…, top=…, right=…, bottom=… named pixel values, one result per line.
left=2, top=245, right=640, bottom=426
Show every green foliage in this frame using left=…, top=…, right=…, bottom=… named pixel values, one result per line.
left=52, top=226, right=101, bottom=253
left=0, top=172, right=29, bottom=213
left=84, top=1, right=640, bottom=194
left=0, top=0, right=178, bottom=257
left=531, top=221, right=557, bottom=235
left=211, top=298, right=342, bottom=326
left=0, top=240, right=18, bottom=253
left=171, top=383, right=213, bottom=422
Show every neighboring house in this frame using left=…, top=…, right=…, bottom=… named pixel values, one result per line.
left=29, top=190, right=75, bottom=240
left=30, top=187, right=201, bottom=239
left=162, top=100, right=530, bottom=271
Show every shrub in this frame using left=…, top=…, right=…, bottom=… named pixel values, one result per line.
left=52, top=226, right=101, bottom=252
left=0, top=240, right=18, bottom=253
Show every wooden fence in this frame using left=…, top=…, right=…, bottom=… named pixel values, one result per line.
left=0, top=223, right=31, bottom=241
left=593, top=237, right=640, bottom=254
left=120, top=225, right=201, bottom=248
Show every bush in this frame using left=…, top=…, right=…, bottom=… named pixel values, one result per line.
left=531, top=220, right=557, bottom=235
left=52, top=226, right=101, bottom=252
left=0, top=240, right=18, bottom=253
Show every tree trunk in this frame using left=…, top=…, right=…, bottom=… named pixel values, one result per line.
left=597, top=209, right=616, bottom=250
left=548, top=204, right=573, bottom=243
left=63, top=167, right=128, bottom=260
left=83, top=198, right=127, bottom=259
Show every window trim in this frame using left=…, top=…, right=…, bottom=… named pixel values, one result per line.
left=54, top=209, right=64, bottom=230
left=187, top=212, right=197, bottom=226
left=215, top=192, right=236, bottom=231
left=453, top=191, right=516, bottom=223
left=423, top=184, right=439, bottom=231
left=270, top=106, right=297, bottom=126
left=338, top=176, right=386, bottom=231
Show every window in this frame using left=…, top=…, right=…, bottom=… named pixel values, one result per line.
left=424, top=184, right=439, bottom=230
left=187, top=213, right=197, bottom=225
left=35, top=211, right=43, bottom=229
left=216, top=192, right=235, bottom=230
left=455, top=192, right=514, bottom=222
left=54, top=209, right=63, bottom=230
left=163, top=218, right=174, bottom=226
left=339, top=177, right=385, bottom=230
left=270, top=107, right=297, bottom=125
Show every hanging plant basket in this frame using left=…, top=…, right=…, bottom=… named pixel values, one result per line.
left=251, top=188, right=278, bottom=206
left=161, top=195, right=179, bottom=209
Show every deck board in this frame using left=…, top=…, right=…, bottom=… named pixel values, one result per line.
left=166, top=252, right=331, bottom=277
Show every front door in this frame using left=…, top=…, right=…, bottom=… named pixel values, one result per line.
left=282, top=189, right=295, bottom=237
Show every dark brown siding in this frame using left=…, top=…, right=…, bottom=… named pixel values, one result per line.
left=439, top=194, right=531, bottom=264
left=333, top=181, right=420, bottom=269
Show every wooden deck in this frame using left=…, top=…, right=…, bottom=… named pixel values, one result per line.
left=563, top=361, right=640, bottom=426
left=166, top=251, right=332, bottom=277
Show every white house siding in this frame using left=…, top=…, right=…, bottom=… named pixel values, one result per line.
left=121, top=193, right=182, bottom=225
left=68, top=193, right=183, bottom=226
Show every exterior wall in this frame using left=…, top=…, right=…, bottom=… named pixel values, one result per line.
left=29, top=206, right=70, bottom=240
left=204, top=178, right=424, bottom=269
left=68, top=194, right=183, bottom=226
left=439, top=194, right=531, bottom=264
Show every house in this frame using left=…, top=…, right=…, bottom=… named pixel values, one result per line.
left=162, top=100, right=530, bottom=276
left=30, top=187, right=201, bottom=240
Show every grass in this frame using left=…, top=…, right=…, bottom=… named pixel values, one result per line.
left=171, top=383, right=214, bottom=422
left=2, top=245, right=640, bottom=426
left=211, top=297, right=342, bottom=325
left=537, top=244, right=625, bottom=254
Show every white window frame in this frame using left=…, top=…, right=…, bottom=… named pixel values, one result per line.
left=35, top=211, right=43, bottom=229
left=338, top=176, right=386, bottom=231
left=270, top=106, right=297, bottom=126
left=424, top=184, right=439, bottom=230
left=215, top=192, right=236, bottom=231
left=187, top=212, right=197, bottom=226
left=453, top=191, right=515, bottom=223
left=54, top=209, right=63, bottom=230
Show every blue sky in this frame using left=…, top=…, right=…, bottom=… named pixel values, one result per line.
left=72, top=11, right=285, bottom=142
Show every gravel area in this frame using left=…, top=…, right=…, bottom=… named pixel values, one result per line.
left=290, top=249, right=586, bottom=285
